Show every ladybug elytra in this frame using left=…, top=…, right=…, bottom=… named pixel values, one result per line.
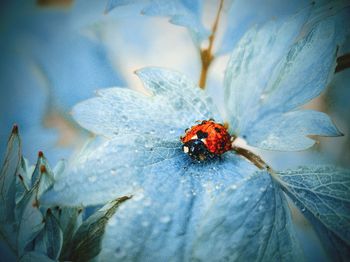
left=180, top=119, right=234, bottom=161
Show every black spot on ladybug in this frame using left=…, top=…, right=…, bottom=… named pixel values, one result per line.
left=196, top=130, right=208, bottom=139
left=215, top=127, right=221, bottom=132
left=183, top=139, right=211, bottom=161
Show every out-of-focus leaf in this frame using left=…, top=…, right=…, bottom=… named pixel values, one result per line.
left=0, top=126, right=21, bottom=251
left=36, top=164, right=55, bottom=201
left=68, top=196, right=130, bottom=262
left=276, top=166, right=350, bottom=248
left=19, top=251, right=55, bottom=262
left=52, top=159, right=66, bottom=180
left=193, top=172, right=304, bottom=261
left=34, top=209, right=63, bottom=260
left=16, top=183, right=44, bottom=257
left=31, top=152, right=53, bottom=187
left=225, top=18, right=340, bottom=150
left=54, top=206, right=83, bottom=261
left=306, top=212, right=350, bottom=261
left=0, top=0, right=124, bottom=163
left=105, top=0, right=208, bottom=44
left=15, top=157, right=31, bottom=205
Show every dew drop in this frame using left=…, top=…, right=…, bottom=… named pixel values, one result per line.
left=231, top=184, right=237, bottom=190
left=169, top=129, right=176, bottom=134
left=244, top=197, right=249, bottom=202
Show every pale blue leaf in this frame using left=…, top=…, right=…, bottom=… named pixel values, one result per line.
left=193, top=172, right=304, bottom=261
left=0, top=126, right=21, bottom=251
left=303, top=209, right=350, bottom=261
left=225, top=17, right=340, bottom=150
left=245, top=110, right=342, bottom=151
left=224, top=12, right=309, bottom=134
left=15, top=157, right=31, bottom=205
left=29, top=153, right=55, bottom=200
left=16, top=184, right=44, bottom=257
left=301, top=0, right=350, bottom=41
left=34, top=209, right=63, bottom=260
left=72, top=68, right=220, bottom=139
left=52, top=159, right=66, bottom=181
left=42, top=134, right=256, bottom=260
left=261, top=21, right=336, bottom=112
left=98, top=152, right=255, bottom=261
left=53, top=206, right=83, bottom=261
left=135, top=68, right=221, bottom=124
left=43, top=134, right=255, bottom=207
left=105, top=0, right=208, bottom=44
left=276, top=166, right=350, bottom=246
left=0, top=0, right=123, bottom=163
left=19, top=252, right=55, bottom=262
left=219, top=0, right=310, bottom=55
left=69, top=196, right=130, bottom=262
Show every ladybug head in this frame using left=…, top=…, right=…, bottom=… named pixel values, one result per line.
left=182, top=139, right=211, bottom=162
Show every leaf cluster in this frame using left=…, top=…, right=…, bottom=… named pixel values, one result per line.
left=0, top=126, right=131, bottom=262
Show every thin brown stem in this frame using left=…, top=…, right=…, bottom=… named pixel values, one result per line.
left=198, top=0, right=224, bottom=89
left=335, top=53, right=350, bottom=73
left=232, top=146, right=276, bottom=180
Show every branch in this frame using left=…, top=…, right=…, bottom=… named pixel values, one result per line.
left=198, top=0, right=224, bottom=89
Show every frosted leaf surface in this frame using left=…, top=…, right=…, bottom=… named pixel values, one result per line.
left=192, top=173, right=303, bottom=262
left=224, top=17, right=340, bottom=150
left=277, top=166, right=350, bottom=245
left=246, top=110, right=342, bottom=151
left=72, top=68, right=220, bottom=139
left=98, top=152, right=255, bottom=261
left=42, top=134, right=255, bottom=207
left=105, top=0, right=208, bottom=44
left=42, top=131, right=257, bottom=260
left=219, top=0, right=310, bottom=55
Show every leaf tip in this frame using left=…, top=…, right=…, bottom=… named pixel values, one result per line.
left=12, top=124, right=19, bottom=134
left=38, top=151, right=44, bottom=158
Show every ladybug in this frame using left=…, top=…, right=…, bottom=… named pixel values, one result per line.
left=180, top=119, right=235, bottom=161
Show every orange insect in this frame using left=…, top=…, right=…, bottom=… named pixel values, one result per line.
left=180, top=119, right=234, bottom=161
